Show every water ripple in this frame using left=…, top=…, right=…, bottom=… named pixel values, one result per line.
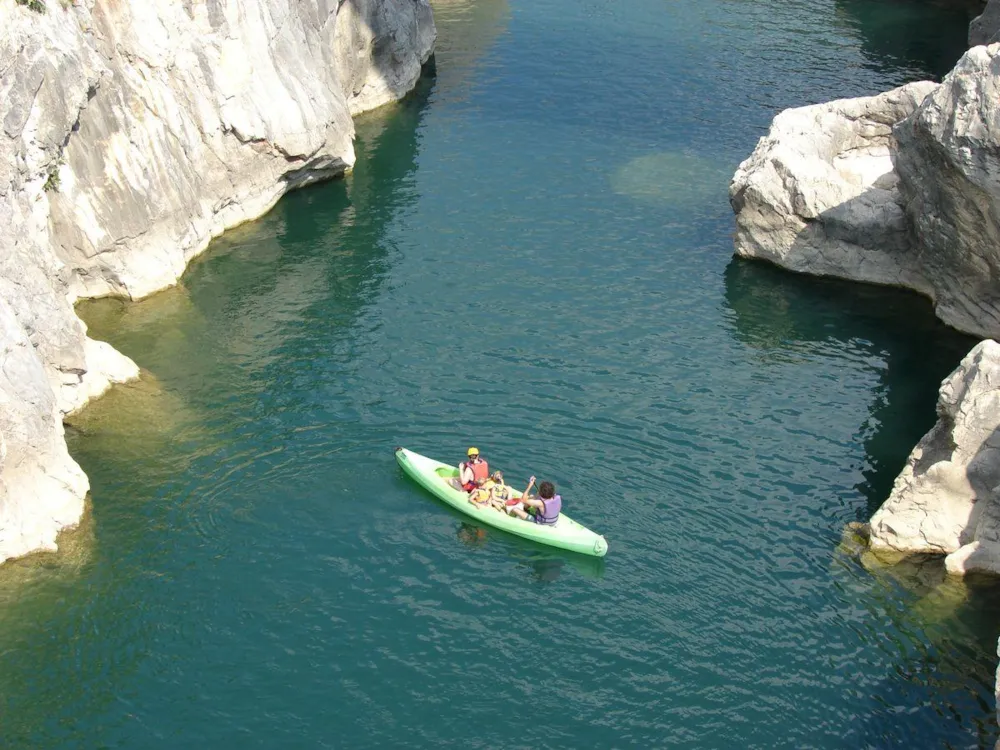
left=30, top=0, right=998, bottom=748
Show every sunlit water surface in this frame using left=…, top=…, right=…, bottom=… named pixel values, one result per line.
left=4, top=1, right=999, bottom=748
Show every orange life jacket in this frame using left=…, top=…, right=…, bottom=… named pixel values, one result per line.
left=461, top=458, right=489, bottom=491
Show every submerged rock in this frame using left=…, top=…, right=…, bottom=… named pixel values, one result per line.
left=0, top=0, right=435, bottom=564
left=612, top=151, right=731, bottom=208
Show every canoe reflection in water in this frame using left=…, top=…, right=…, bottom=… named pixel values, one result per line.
left=454, top=523, right=605, bottom=582
left=456, top=522, right=489, bottom=548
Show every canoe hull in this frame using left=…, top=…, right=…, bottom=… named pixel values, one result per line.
left=394, top=448, right=608, bottom=558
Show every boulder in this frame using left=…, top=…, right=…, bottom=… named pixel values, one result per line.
left=730, top=82, right=937, bottom=292
left=869, top=340, right=1000, bottom=576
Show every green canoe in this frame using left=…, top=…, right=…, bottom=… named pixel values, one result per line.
left=394, top=448, right=609, bottom=558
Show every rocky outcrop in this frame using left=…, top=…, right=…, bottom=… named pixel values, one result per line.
left=0, top=0, right=434, bottom=564
left=970, top=0, right=1000, bottom=46
left=869, top=340, right=1000, bottom=575
left=730, top=13, right=1000, bottom=738
left=729, top=82, right=937, bottom=291
left=731, top=42, right=1000, bottom=566
left=731, top=44, right=1000, bottom=340
left=894, top=44, right=1000, bottom=338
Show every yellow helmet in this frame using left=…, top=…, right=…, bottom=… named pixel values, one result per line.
left=467, top=447, right=479, bottom=457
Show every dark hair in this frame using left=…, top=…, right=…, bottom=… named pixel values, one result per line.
left=539, top=481, right=555, bottom=499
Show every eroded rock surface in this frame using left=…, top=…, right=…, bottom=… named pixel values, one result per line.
left=869, top=340, right=1000, bottom=576
left=0, top=0, right=434, bottom=563
left=729, top=82, right=937, bottom=290
left=894, top=43, right=1000, bottom=338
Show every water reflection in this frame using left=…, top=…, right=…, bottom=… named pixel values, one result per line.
left=429, top=0, right=511, bottom=100
left=452, top=517, right=606, bottom=582
left=722, top=259, right=977, bottom=518
left=832, top=0, right=979, bottom=80
left=513, top=547, right=606, bottom=583
left=457, top=521, right=489, bottom=548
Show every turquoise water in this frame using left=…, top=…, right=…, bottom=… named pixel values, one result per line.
left=4, top=0, right=998, bottom=747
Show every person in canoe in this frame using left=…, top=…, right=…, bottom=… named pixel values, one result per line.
left=468, top=471, right=512, bottom=508
left=508, top=476, right=562, bottom=525
left=455, top=447, right=489, bottom=492
left=485, top=471, right=513, bottom=509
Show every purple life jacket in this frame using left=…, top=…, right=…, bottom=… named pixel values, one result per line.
left=534, top=494, right=561, bottom=525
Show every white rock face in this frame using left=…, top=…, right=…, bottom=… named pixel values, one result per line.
left=894, top=44, right=1000, bottom=338
left=0, top=0, right=435, bottom=564
left=44, top=0, right=435, bottom=300
left=869, top=341, right=1000, bottom=576
left=732, top=44, right=1000, bottom=341
left=729, top=82, right=938, bottom=290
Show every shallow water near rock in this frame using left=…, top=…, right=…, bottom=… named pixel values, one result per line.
left=4, top=0, right=999, bottom=747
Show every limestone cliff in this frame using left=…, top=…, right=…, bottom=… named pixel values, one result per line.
left=0, top=0, right=434, bottom=563
left=730, top=43, right=1000, bottom=340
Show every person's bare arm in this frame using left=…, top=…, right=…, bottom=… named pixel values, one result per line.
left=459, top=463, right=473, bottom=485
left=519, top=476, right=536, bottom=501
left=522, top=497, right=543, bottom=510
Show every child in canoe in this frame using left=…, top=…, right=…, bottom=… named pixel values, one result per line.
left=468, top=472, right=514, bottom=510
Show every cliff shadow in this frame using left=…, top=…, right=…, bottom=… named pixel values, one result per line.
left=722, top=258, right=978, bottom=521
left=832, top=0, right=983, bottom=80
left=339, top=0, right=437, bottom=110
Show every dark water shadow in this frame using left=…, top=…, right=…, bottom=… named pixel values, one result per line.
left=722, top=259, right=978, bottom=520
left=833, top=0, right=982, bottom=81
